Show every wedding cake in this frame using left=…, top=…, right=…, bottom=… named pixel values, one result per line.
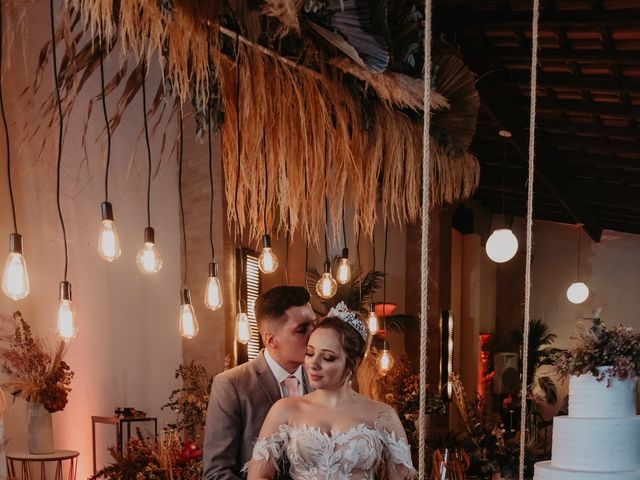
left=534, top=370, right=640, bottom=480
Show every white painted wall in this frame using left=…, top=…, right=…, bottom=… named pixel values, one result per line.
left=0, top=2, right=182, bottom=478
left=529, top=221, right=640, bottom=345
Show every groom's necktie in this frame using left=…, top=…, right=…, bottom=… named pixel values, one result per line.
left=282, top=375, right=301, bottom=397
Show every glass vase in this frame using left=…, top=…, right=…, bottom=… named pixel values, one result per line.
left=27, top=402, right=54, bottom=454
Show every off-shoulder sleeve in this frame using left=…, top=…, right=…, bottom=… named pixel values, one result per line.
left=242, top=427, right=289, bottom=475
left=380, top=429, right=418, bottom=480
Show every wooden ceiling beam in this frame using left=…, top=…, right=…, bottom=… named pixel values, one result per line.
left=503, top=72, right=640, bottom=94
left=474, top=81, right=603, bottom=242
left=538, top=121, right=640, bottom=139
left=457, top=9, right=640, bottom=27
left=479, top=47, right=640, bottom=65
left=524, top=99, right=640, bottom=119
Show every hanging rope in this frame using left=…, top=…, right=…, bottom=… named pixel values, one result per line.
left=419, top=0, right=433, bottom=477
left=519, top=1, right=540, bottom=479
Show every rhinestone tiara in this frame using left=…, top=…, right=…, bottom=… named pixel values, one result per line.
left=327, top=301, right=368, bottom=341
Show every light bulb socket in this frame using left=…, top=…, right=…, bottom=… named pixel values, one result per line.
left=59, top=281, right=72, bottom=301
left=341, top=247, right=349, bottom=260
left=180, top=288, right=192, bottom=305
left=262, top=234, right=272, bottom=249
left=369, top=301, right=375, bottom=311
left=144, top=227, right=155, bottom=244
left=323, top=260, right=331, bottom=274
left=9, top=233, right=23, bottom=254
left=101, top=201, right=114, bottom=222
left=209, top=262, right=218, bottom=277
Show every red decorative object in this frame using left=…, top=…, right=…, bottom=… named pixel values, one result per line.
left=181, top=440, right=202, bottom=461
left=374, top=303, right=397, bottom=317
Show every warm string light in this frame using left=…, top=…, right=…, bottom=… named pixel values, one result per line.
left=336, top=206, right=351, bottom=284
left=0, top=0, right=30, bottom=301
left=50, top=0, right=77, bottom=341
left=136, top=60, right=162, bottom=275
left=258, top=137, right=278, bottom=274
left=486, top=130, right=518, bottom=263
left=316, top=149, right=337, bottom=299
left=368, top=227, right=378, bottom=334
left=377, top=221, right=394, bottom=373
left=204, top=71, right=223, bottom=310
left=177, top=110, right=199, bottom=339
left=97, top=29, right=121, bottom=263
left=567, top=226, right=589, bottom=304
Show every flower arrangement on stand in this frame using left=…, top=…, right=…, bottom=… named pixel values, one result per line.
left=92, top=360, right=218, bottom=480
left=448, top=374, right=542, bottom=480
left=553, top=313, right=640, bottom=382
left=0, top=311, right=74, bottom=412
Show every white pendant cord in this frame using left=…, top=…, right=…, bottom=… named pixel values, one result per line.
left=419, top=0, right=433, bottom=478
left=519, top=0, right=540, bottom=478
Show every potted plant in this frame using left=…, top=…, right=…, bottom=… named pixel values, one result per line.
left=0, top=311, right=74, bottom=454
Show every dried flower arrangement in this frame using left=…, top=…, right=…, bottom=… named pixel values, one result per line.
left=0, top=311, right=74, bottom=413
left=554, top=314, right=640, bottom=381
left=162, top=361, right=213, bottom=441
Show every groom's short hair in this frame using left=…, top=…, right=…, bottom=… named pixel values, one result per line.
left=255, top=285, right=310, bottom=331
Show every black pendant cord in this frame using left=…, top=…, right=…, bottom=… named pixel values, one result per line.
left=207, top=88, right=215, bottom=262
left=341, top=203, right=347, bottom=250
left=233, top=33, right=241, bottom=240
left=99, top=32, right=112, bottom=203
left=50, top=0, right=68, bottom=281
left=141, top=59, right=152, bottom=228
left=263, top=136, right=268, bottom=235
left=0, top=1, right=16, bottom=234
left=285, top=226, right=290, bottom=285
left=323, top=143, right=329, bottom=263
left=371, top=228, right=376, bottom=306
left=576, top=227, right=581, bottom=281
left=178, top=110, right=187, bottom=288
left=357, top=229, right=362, bottom=309
left=304, top=241, right=308, bottom=286
left=501, top=138, right=506, bottom=224
left=206, top=24, right=215, bottom=263
left=382, top=220, right=389, bottom=336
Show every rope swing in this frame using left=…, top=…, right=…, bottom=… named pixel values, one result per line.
left=418, top=0, right=433, bottom=477
left=519, top=1, right=541, bottom=479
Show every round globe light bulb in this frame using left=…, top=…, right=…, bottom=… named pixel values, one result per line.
left=258, top=247, right=278, bottom=274
left=316, top=272, right=337, bottom=299
left=137, top=242, right=163, bottom=274
left=486, top=228, right=518, bottom=263
left=567, top=282, right=589, bottom=304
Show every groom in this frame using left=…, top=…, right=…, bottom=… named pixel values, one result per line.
left=203, top=285, right=316, bottom=480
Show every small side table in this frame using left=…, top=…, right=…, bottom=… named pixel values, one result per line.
left=91, top=416, right=158, bottom=474
left=6, top=450, right=79, bottom=480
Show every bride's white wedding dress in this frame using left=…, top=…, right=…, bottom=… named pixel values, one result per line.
left=247, top=423, right=417, bottom=480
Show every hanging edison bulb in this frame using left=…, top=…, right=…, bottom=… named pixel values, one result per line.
left=98, top=202, right=122, bottom=262
left=236, top=312, right=251, bottom=344
left=336, top=248, right=351, bottom=284
left=258, top=235, right=278, bottom=274
left=204, top=262, right=223, bottom=310
left=136, top=227, right=163, bottom=274
left=1, top=233, right=30, bottom=300
left=178, top=289, right=199, bottom=339
left=316, top=261, right=337, bottom=299
left=367, top=303, right=379, bottom=335
left=377, top=348, right=394, bottom=373
left=56, top=281, right=78, bottom=342
left=486, top=228, right=518, bottom=263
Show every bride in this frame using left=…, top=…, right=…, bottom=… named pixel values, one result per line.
left=246, top=302, right=417, bottom=480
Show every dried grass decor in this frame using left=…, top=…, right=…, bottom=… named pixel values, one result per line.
left=25, top=0, right=480, bottom=244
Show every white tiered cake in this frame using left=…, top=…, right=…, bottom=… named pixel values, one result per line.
left=534, top=370, right=640, bottom=480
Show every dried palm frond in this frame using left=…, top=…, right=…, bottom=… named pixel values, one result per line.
left=331, top=57, right=449, bottom=112
left=432, top=54, right=480, bottom=152
left=261, top=0, right=304, bottom=36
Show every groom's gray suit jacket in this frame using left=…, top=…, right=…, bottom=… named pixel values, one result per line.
left=203, top=350, right=309, bottom=480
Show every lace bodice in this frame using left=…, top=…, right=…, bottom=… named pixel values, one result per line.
left=246, top=423, right=417, bottom=480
